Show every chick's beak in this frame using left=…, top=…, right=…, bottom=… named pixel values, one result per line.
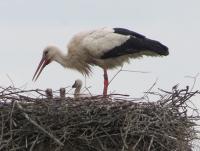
left=32, top=55, right=50, bottom=81
left=72, top=82, right=77, bottom=88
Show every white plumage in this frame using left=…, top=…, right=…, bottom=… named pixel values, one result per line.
left=72, top=79, right=92, bottom=99
left=32, top=27, right=169, bottom=96
left=81, top=28, right=129, bottom=56
left=72, top=79, right=83, bottom=99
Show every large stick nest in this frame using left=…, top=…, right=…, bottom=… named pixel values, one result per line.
left=0, top=86, right=199, bottom=151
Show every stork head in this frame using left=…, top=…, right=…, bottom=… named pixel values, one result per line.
left=72, top=79, right=83, bottom=89
left=32, top=46, right=60, bottom=81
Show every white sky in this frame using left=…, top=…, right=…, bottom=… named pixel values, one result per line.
left=0, top=0, right=200, bottom=98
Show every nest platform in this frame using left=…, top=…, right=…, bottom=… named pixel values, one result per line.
left=0, top=86, right=199, bottom=151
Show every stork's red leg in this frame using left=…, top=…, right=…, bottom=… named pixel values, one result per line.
left=103, top=68, right=108, bottom=96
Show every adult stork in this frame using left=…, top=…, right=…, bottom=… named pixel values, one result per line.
left=32, top=27, right=169, bottom=96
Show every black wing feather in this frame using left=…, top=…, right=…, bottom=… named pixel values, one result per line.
left=114, top=28, right=145, bottom=39
left=101, top=28, right=169, bottom=59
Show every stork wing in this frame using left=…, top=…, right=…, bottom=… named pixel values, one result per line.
left=82, top=27, right=168, bottom=59
left=82, top=27, right=131, bottom=58
left=113, top=28, right=146, bottom=39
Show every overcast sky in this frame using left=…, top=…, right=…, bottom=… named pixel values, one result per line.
left=0, top=0, right=200, bottom=99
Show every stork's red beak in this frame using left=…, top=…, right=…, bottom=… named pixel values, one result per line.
left=32, top=55, right=50, bottom=81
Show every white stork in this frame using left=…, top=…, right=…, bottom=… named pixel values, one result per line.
left=72, top=79, right=83, bottom=98
left=72, top=79, right=92, bottom=98
left=32, top=27, right=169, bottom=96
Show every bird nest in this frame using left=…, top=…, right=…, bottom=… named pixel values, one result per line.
left=0, top=86, right=199, bottom=151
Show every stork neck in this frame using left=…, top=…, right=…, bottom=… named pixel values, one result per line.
left=74, top=87, right=81, bottom=95
left=74, top=86, right=81, bottom=98
left=54, top=49, right=70, bottom=68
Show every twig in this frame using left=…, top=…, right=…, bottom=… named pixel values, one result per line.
left=185, top=73, right=199, bottom=92
left=29, top=136, right=39, bottom=151
left=6, top=74, right=15, bottom=87
left=148, top=136, right=154, bottom=151
left=121, top=69, right=150, bottom=74
left=16, top=102, right=64, bottom=146
left=108, top=66, right=123, bottom=85
left=109, top=67, right=150, bottom=86
left=143, top=78, right=158, bottom=99
left=132, top=135, right=143, bottom=150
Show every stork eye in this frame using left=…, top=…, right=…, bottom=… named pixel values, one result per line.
left=44, top=51, right=48, bottom=55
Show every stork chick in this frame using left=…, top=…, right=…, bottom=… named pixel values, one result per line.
left=72, top=79, right=83, bottom=99
left=32, top=27, right=169, bottom=96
